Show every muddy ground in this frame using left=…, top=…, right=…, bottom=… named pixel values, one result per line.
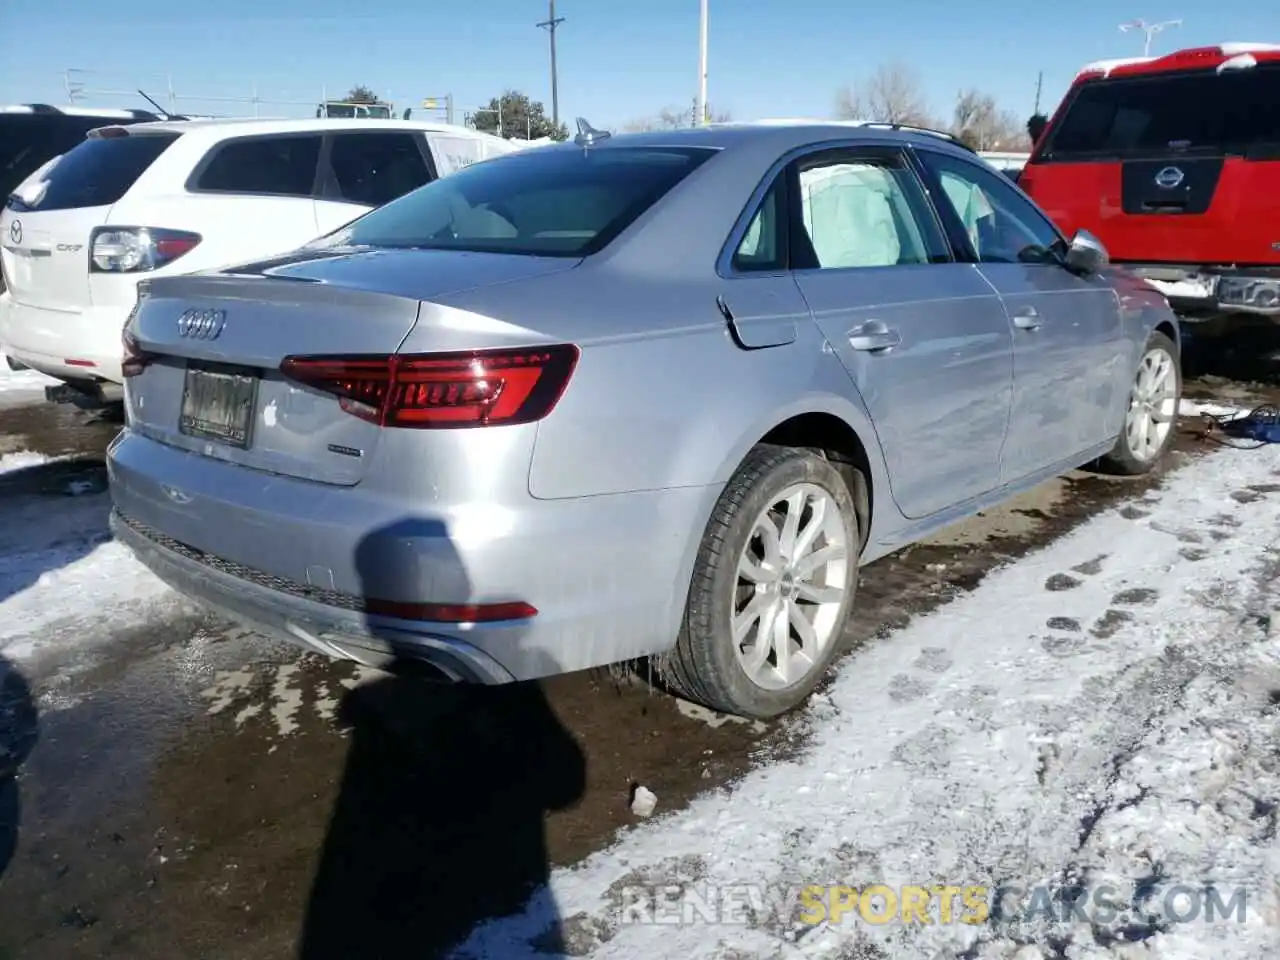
left=0, top=321, right=1277, bottom=960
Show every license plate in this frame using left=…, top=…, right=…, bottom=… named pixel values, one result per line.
left=179, top=367, right=258, bottom=449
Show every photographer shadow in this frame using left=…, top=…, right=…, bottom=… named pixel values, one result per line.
left=298, top=518, right=586, bottom=959
left=0, top=655, right=39, bottom=881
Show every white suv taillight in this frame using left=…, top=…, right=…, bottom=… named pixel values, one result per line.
left=89, top=227, right=201, bottom=273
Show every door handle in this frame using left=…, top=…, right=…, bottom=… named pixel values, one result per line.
left=847, top=321, right=901, bottom=353
left=1012, top=307, right=1041, bottom=331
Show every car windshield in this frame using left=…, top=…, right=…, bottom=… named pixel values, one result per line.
left=1042, top=64, right=1280, bottom=161
left=313, top=144, right=719, bottom=257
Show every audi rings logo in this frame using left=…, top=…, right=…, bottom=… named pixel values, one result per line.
left=8, top=220, right=21, bottom=245
left=177, top=308, right=227, bottom=340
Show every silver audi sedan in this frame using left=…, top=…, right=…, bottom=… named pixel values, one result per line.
left=107, top=119, right=1181, bottom=720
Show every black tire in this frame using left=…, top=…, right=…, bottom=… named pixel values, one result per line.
left=1096, top=329, right=1182, bottom=476
left=660, top=443, right=862, bottom=720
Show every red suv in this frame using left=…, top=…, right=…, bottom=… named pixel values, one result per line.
left=1019, top=43, right=1280, bottom=324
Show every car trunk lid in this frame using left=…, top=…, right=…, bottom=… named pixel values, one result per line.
left=124, top=247, right=581, bottom=486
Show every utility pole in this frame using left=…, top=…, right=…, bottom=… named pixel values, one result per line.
left=695, top=0, right=709, bottom=125
left=537, top=0, right=565, bottom=127
left=1118, top=18, right=1182, bottom=57
left=1033, top=71, right=1043, bottom=115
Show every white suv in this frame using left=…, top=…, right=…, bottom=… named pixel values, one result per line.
left=0, top=117, right=520, bottom=403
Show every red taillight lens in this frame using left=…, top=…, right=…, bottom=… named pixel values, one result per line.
left=121, top=328, right=154, bottom=378
left=279, top=344, right=579, bottom=429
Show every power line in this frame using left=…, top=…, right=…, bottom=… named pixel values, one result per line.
left=537, top=0, right=565, bottom=127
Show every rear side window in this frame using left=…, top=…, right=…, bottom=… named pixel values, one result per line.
left=194, top=134, right=322, bottom=197
left=1042, top=65, right=1280, bottom=161
left=5, top=131, right=178, bottom=212
left=314, top=145, right=717, bottom=257
left=326, top=132, right=433, bottom=206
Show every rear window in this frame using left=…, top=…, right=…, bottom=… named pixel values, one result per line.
left=1040, top=65, right=1280, bottom=162
left=314, top=145, right=718, bottom=257
left=5, top=131, right=179, bottom=212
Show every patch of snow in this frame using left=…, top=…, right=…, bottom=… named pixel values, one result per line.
left=1179, top=399, right=1250, bottom=419
left=0, top=358, right=59, bottom=402
left=1077, top=56, right=1153, bottom=78
left=0, top=472, right=183, bottom=666
left=0, top=449, right=54, bottom=475
left=455, top=443, right=1280, bottom=960
left=0, top=541, right=181, bottom=663
left=1218, top=42, right=1280, bottom=55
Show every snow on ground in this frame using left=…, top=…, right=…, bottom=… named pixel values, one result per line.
left=457, top=443, right=1280, bottom=960
left=0, top=453, right=183, bottom=667
left=0, top=357, right=59, bottom=403
left=0, top=449, right=63, bottom=475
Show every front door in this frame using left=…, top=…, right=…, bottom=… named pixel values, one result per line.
left=785, top=146, right=1015, bottom=520
left=916, top=148, right=1126, bottom=482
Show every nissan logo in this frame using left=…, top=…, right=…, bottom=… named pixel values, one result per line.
left=8, top=220, right=20, bottom=244
left=1154, top=166, right=1185, bottom=189
left=177, top=308, right=226, bottom=340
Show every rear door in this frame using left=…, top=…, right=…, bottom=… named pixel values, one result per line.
left=786, top=145, right=1015, bottom=520
left=152, top=131, right=325, bottom=270
left=312, top=130, right=437, bottom=234
left=0, top=130, right=179, bottom=312
left=1022, top=63, right=1280, bottom=266
left=916, top=147, right=1126, bottom=481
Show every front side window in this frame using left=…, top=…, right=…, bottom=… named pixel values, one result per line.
left=313, top=145, right=718, bottom=257
left=920, top=151, right=1062, bottom=264
left=791, top=151, right=948, bottom=270
left=327, top=132, right=432, bottom=207
left=194, top=135, right=323, bottom=198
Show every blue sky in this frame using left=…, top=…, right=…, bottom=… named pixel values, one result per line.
left=2, top=1, right=1278, bottom=130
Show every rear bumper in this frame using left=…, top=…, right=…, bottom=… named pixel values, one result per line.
left=110, top=509, right=520, bottom=682
left=107, top=428, right=719, bottom=682
left=1130, top=267, right=1280, bottom=320
left=0, top=292, right=128, bottom=383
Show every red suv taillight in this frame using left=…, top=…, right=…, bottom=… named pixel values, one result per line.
left=279, top=344, right=580, bottom=428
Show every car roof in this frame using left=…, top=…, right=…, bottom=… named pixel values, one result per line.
left=87, top=116, right=510, bottom=141
left=1074, top=42, right=1280, bottom=81
left=0, top=103, right=167, bottom=121
left=532, top=118, right=978, bottom=159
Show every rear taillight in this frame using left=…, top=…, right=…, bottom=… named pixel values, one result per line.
left=90, top=227, right=202, bottom=273
left=279, top=344, right=579, bottom=429
left=121, top=328, right=155, bottom=378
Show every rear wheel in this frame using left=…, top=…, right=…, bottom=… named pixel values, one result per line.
left=661, top=444, right=861, bottom=720
left=1097, top=330, right=1181, bottom=476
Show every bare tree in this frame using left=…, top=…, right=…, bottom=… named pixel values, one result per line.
left=624, top=103, right=731, bottom=132
left=835, top=62, right=934, bottom=126
left=950, top=88, right=1024, bottom=150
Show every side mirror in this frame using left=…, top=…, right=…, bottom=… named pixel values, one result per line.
left=1063, top=229, right=1108, bottom=275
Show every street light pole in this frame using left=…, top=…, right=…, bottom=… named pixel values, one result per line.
left=1118, top=18, right=1182, bottom=57
left=696, top=0, right=708, bottom=125
left=537, top=0, right=566, bottom=127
